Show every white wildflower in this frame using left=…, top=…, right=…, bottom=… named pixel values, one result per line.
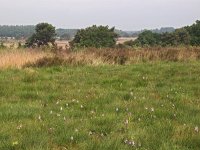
left=131, top=141, right=135, bottom=146
left=195, top=126, right=199, bottom=133
left=17, top=124, right=22, bottom=130
left=151, top=108, right=154, bottom=112
left=124, top=139, right=128, bottom=144
left=89, top=131, right=93, bottom=135
left=38, top=115, right=41, bottom=120
left=70, top=136, right=74, bottom=140
left=116, top=108, right=119, bottom=112
left=125, top=119, right=129, bottom=125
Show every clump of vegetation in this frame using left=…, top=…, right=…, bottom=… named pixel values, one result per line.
left=24, top=56, right=65, bottom=68
left=70, top=25, right=118, bottom=49
left=185, top=20, right=200, bottom=46
left=124, top=20, right=200, bottom=47
left=0, top=42, right=6, bottom=49
left=25, top=23, right=56, bottom=48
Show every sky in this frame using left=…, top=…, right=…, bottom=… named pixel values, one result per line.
left=0, top=0, right=200, bottom=30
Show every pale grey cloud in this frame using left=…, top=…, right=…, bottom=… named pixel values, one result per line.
left=0, top=0, right=199, bottom=30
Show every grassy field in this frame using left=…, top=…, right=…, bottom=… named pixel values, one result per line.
left=0, top=61, right=200, bottom=150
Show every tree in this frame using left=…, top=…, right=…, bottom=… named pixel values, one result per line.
left=185, top=20, right=200, bottom=46
left=25, top=23, right=56, bottom=48
left=134, top=30, right=161, bottom=46
left=174, top=28, right=190, bottom=45
left=70, top=25, right=118, bottom=48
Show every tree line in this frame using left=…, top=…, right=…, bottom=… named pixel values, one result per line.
left=126, top=20, right=200, bottom=47
left=0, top=25, right=175, bottom=40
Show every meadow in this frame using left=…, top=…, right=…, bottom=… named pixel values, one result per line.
left=0, top=48, right=200, bottom=150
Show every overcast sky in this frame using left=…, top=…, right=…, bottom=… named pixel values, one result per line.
left=0, top=0, right=200, bottom=30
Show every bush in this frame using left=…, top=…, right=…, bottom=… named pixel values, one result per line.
left=24, top=56, right=65, bottom=67
left=25, top=23, right=56, bottom=48
left=70, top=25, right=118, bottom=49
left=0, top=42, right=6, bottom=49
left=134, top=30, right=161, bottom=47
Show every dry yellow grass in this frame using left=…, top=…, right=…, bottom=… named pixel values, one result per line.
left=1, top=47, right=200, bottom=68
left=0, top=49, right=49, bottom=69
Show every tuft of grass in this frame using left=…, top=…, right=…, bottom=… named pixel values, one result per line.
left=0, top=49, right=49, bottom=69
left=0, top=62, right=200, bottom=149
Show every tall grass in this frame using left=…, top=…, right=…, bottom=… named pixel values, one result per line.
left=0, top=47, right=200, bottom=68
left=0, top=49, right=49, bottom=69
left=25, top=47, right=200, bottom=67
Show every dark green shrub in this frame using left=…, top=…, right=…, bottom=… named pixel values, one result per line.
left=25, top=23, right=56, bottom=48
left=70, top=25, right=118, bottom=49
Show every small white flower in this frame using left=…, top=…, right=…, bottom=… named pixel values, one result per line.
left=195, top=126, right=199, bottom=133
left=131, top=141, right=135, bottom=146
left=57, top=113, right=61, bottom=117
left=138, top=118, right=141, bottom=121
left=50, top=110, right=53, bottom=114
left=38, top=115, right=41, bottom=120
left=77, top=100, right=79, bottom=103
left=17, top=124, right=22, bottom=130
left=81, top=105, right=84, bottom=108
left=66, top=103, right=69, bottom=107
left=125, top=119, right=129, bottom=125
left=75, top=129, right=78, bottom=132
left=151, top=108, right=154, bottom=112
left=89, top=131, right=93, bottom=135
left=60, top=107, right=63, bottom=111
left=70, top=136, right=74, bottom=140
left=124, top=139, right=128, bottom=144
left=145, top=107, right=148, bottom=110
left=56, top=101, right=59, bottom=105
left=116, top=108, right=119, bottom=112
left=130, top=92, right=133, bottom=96
left=102, top=114, right=105, bottom=117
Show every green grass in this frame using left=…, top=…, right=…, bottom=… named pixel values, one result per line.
left=0, top=62, right=200, bottom=150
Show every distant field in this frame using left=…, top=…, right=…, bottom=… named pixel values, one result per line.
left=0, top=62, right=200, bottom=149
left=116, top=37, right=137, bottom=44
left=0, top=37, right=137, bottom=49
